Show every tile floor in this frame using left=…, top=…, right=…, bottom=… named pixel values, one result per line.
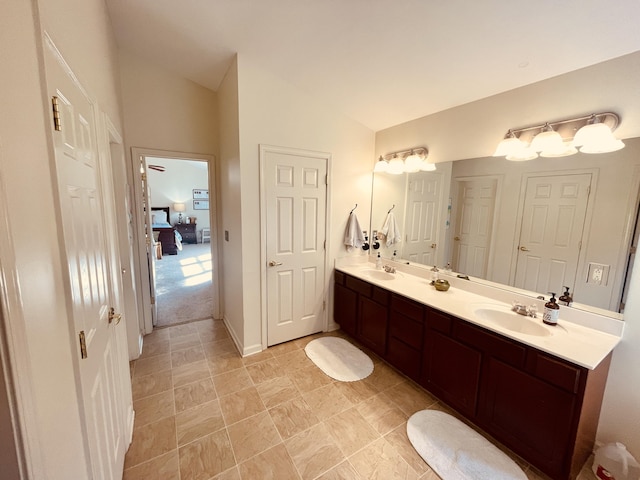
left=124, top=318, right=597, bottom=480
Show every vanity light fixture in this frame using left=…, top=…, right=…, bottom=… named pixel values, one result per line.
left=375, top=147, right=432, bottom=174
left=374, top=155, right=389, bottom=173
left=388, top=154, right=406, bottom=175
left=494, top=112, right=623, bottom=161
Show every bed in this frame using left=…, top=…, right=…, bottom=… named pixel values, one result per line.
left=151, top=207, right=183, bottom=255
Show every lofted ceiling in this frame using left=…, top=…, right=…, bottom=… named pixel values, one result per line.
left=105, top=0, right=640, bottom=132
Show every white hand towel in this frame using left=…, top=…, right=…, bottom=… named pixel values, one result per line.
left=344, top=213, right=366, bottom=251
left=380, top=212, right=401, bottom=247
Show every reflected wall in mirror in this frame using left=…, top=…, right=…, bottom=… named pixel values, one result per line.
left=370, top=137, right=640, bottom=314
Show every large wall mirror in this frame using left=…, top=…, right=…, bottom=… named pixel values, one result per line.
left=370, top=138, right=640, bottom=317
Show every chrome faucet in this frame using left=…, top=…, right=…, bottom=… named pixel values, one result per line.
left=512, top=302, right=538, bottom=318
left=383, top=265, right=396, bottom=274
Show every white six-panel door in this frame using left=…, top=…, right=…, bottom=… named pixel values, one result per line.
left=263, top=147, right=327, bottom=346
left=403, top=172, right=443, bottom=265
left=451, top=178, right=498, bottom=277
left=514, top=174, right=591, bottom=295
left=46, top=40, right=129, bottom=479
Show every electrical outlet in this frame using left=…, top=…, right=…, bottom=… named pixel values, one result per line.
left=587, top=263, right=610, bottom=286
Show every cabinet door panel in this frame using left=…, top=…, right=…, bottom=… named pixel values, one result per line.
left=480, top=358, right=576, bottom=479
left=334, top=283, right=357, bottom=336
left=386, top=337, right=421, bottom=380
left=423, top=330, right=481, bottom=417
left=358, top=296, right=388, bottom=356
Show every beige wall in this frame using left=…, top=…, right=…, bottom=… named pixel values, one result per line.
left=119, top=50, right=219, bottom=156
left=375, top=51, right=640, bottom=457
left=226, top=56, right=375, bottom=353
left=217, top=56, right=244, bottom=346
left=376, top=51, right=640, bottom=164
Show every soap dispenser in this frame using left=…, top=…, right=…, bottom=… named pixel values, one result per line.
left=559, top=286, right=573, bottom=307
left=543, top=293, right=560, bottom=326
left=375, top=252, right=382, bottom=270
left=430, top=265, right=439, bottom=285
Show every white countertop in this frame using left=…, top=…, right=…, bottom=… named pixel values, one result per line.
left=335, top=259, right=622, bottom=370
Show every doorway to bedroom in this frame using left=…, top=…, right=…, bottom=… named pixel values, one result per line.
left=132, top=148, right=219, bottom=331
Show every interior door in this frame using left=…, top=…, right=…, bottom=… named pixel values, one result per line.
left=264, top=148, right=327, bottom=346
left=514, top=174, right=591, bottom=294
left=451, top=178, right=497, bottom=277
left=46, top=43, right=129, bottom=479
left=402, top=172, right=442, bottom=265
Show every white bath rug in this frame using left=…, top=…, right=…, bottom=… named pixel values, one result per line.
left=304, top=337, right=373, bottom=382
left=407, top=410, right=527, bottom=480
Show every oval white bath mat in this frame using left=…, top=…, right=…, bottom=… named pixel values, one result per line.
left=407, top=410, right=527, bottom=480
left=304, top=337, right=373, bottom=382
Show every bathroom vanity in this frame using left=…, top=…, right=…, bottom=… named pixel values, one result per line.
left=334, top=262, right=621, bottom=480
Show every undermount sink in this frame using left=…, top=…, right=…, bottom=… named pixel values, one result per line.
left=474, top=307, right=554, bottom=337
left=359, top=269, right=397, bottom=281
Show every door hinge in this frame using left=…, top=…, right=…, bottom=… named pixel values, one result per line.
left=324, top=240, right=326, bottom=250
left=325, top=174, right=328, bottom=186
left=323, top=300, right=326, bottom=311
left=150, top=295, right=155, bottom=305
left=620, top=301, right=626, bottom=311
left=51, top=96, right=62, bottom=131
left=141, top=172, right=147, bottom=182
left=631, top=246, right=637, bottom=255
left=78, top=331, right=88, bottom=359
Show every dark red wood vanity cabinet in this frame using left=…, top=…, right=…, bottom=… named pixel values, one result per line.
left=334, top=271, right=389, bottom=356
left=334, top=271, right=357, bottom=337
left=386, top=294, right=425, bottom=381
left=333, top=271, right=613, bottom=480
left=421, top=309, right=482, bottom=418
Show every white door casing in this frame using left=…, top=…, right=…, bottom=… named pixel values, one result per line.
left=403, top=172, right=443, bottom=265
left=131, top=149, right=220, bottom=335
left=262, top=146, right=328, bottom=347
left=514, top=174, right=592, bottom=295
left=451, top=178, right=498, bottom=278
left=45, top=38, right=129, bottom=479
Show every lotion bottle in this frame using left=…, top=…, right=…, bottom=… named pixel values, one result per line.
left=375, top=252, right=382, bottom=270
left=543, top=293, right=560, bottom=326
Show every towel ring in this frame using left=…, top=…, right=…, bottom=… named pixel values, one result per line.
left=350, top=204, right=358, bottom=214
left=388, top=204, right=395, bottom=213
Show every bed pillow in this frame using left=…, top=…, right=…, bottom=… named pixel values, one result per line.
left=151, top=210, right=167, bottom=224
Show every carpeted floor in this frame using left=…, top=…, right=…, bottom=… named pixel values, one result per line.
left=154, top=243, right=214, bottom=327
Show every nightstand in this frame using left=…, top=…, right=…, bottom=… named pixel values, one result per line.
left=175, top=223, right=197, bottom=244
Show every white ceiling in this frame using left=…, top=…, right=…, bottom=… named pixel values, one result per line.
left=105, top=0, right=640, bottom=132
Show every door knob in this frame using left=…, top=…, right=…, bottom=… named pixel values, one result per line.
left=268, top=260, right=283, bottom=267
left=454, top=236, right=460, bottom=241
left=108, top=307, right=122, bottom=325
left=519, top=246, right=530, bottom=252
left=431, top=243, right=437, bottom=249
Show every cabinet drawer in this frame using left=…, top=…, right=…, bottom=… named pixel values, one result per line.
left=335, top=270, right=346, bottom=286
left=372, top=286, right=389, bottom=306
left=527, top=351, right=582, bottom=394
left=345, top=275, right=372, bottom=297
left=455, top=321, right=526, bottom=369
left=391, top=294, right=423, bottom=321
left=426, top=309, right=452, bottom=335
left=390, top=312, right=423, bottom=350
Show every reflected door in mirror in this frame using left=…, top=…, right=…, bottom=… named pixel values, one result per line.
left=514, top=173, right=591, bottom=295
left=403, top=173, right=443, bottom=265
left=452, top=178, right=497, bottom=277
